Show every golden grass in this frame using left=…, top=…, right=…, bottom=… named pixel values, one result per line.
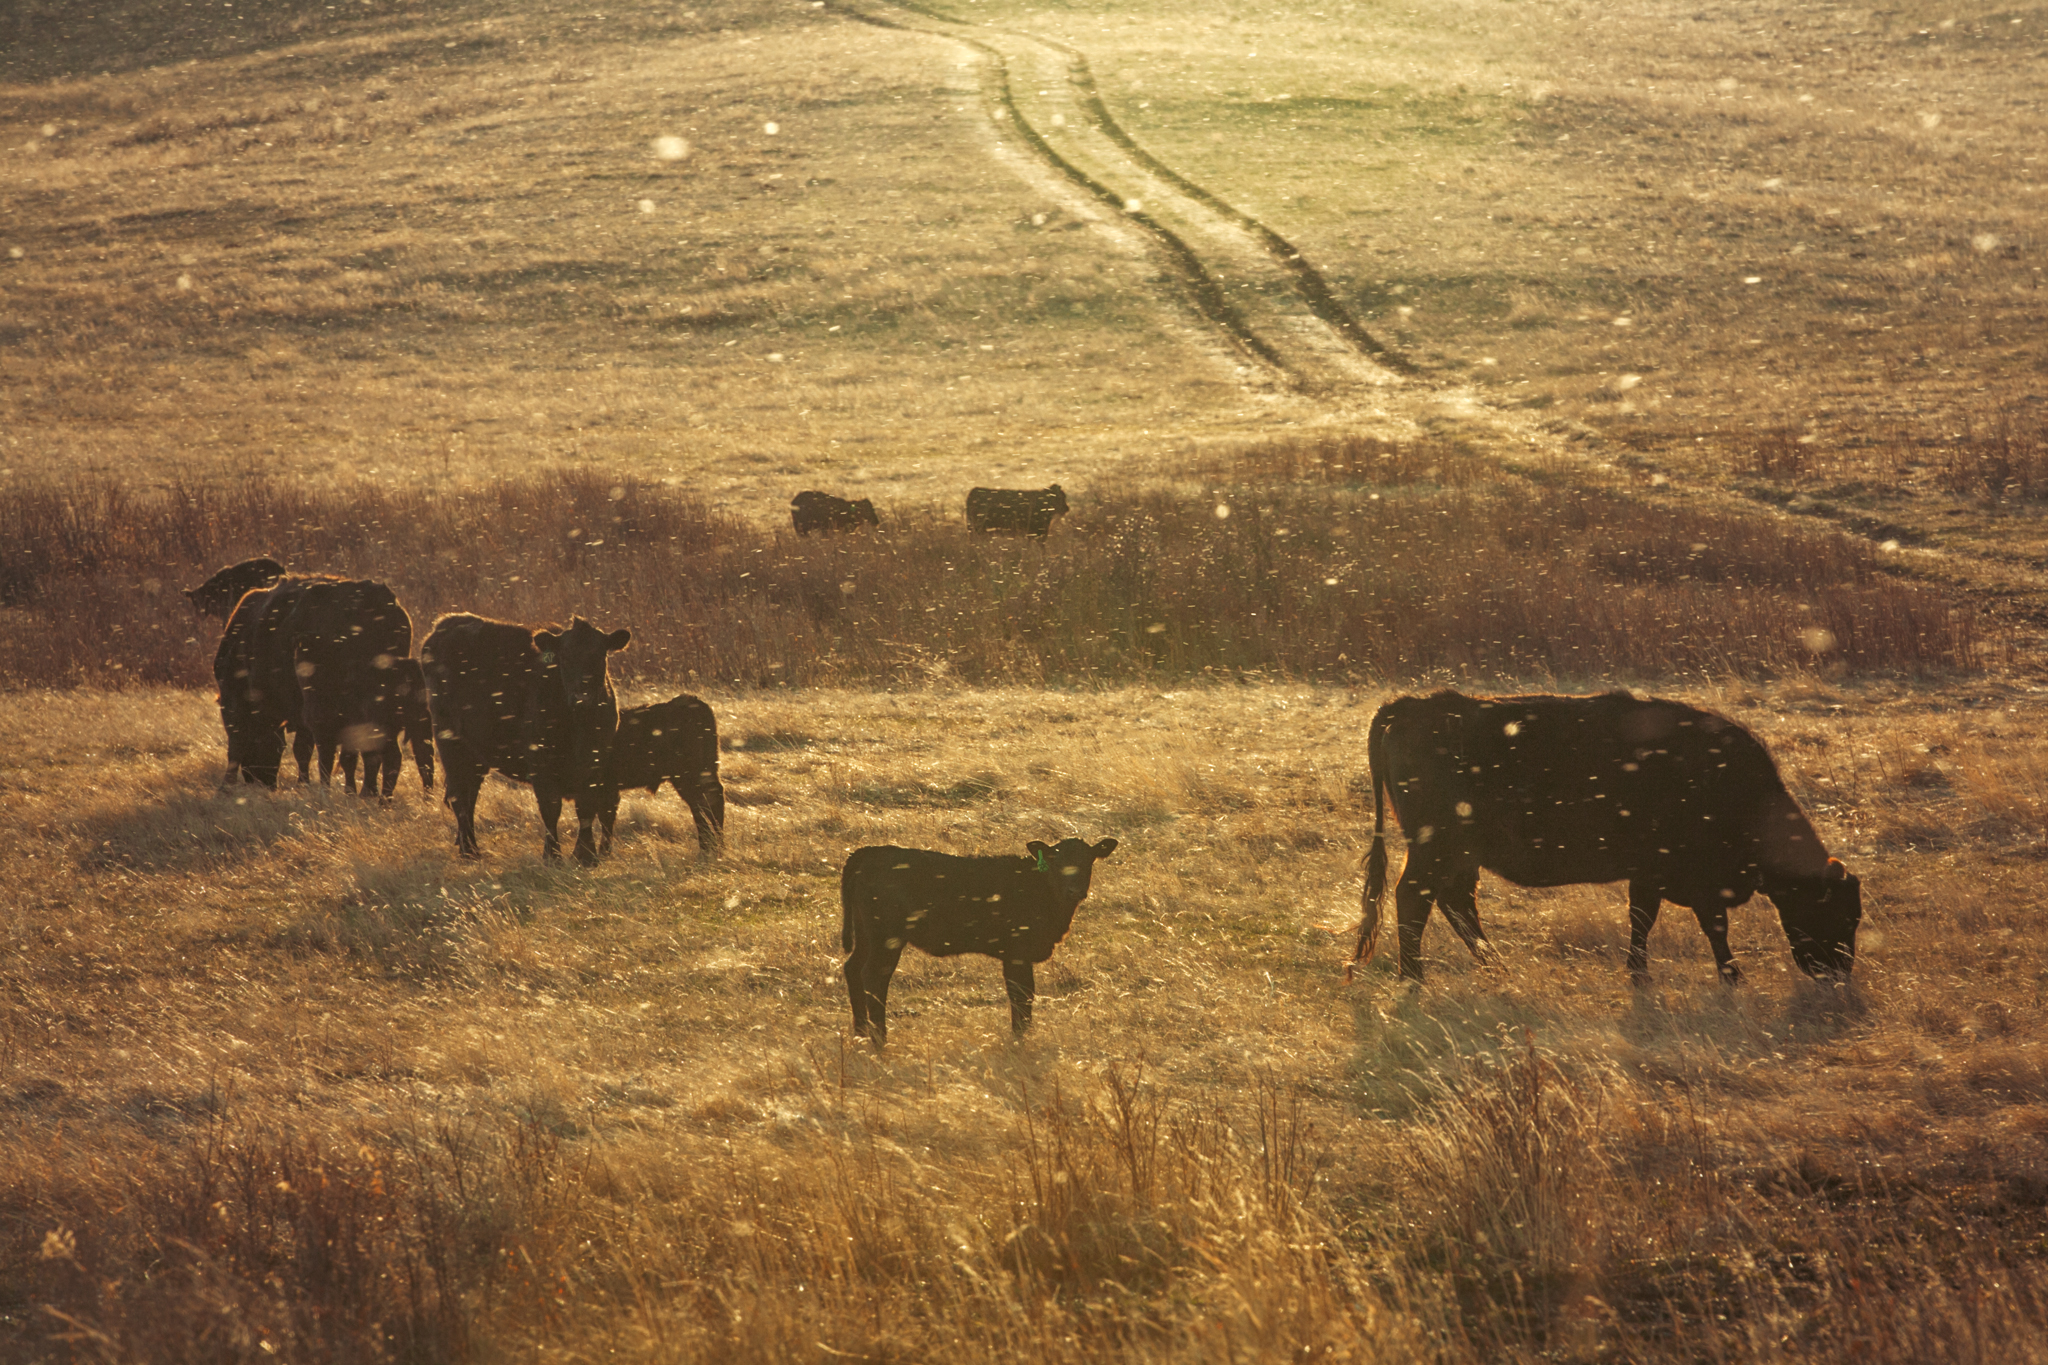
left=7, top=1, right=2048, bottom=1358
left=6, top=680, right=2048, bottom=1360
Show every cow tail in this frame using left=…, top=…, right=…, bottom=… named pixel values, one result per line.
left=1347, top=707, right=1395, bottom=981
left=840, top=853, right=858, bottom=954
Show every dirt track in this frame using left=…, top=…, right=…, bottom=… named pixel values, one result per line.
left=834, top=0, right=1405, bottom=398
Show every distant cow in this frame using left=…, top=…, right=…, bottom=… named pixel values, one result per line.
left=840, top=836, right=1119, bottom=1045
left=185, top=557, right=287, bottom=620
left=598, top=695, right=726, bottom=855
left=421, top=613, right=631, bottom=866
left=966, top=484, right=1068, bottom=537
left=1348, top=691, right=1862, bottom=986
left=790, top=490, right=879, bottom=536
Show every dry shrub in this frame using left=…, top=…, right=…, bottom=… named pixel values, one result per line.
left=1, top=1115, right=581, bottom=1364
left=1934, top=405, right=2048, bottom=503
left=0, top=446, right=1994, bottom=692
left=583, top=1063, right=1397, bottom=1364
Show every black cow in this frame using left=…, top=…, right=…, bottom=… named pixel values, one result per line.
left=185, top=557, right=287, bottom=620
left=966, top=484, right=1068, bottom=537
left=1348, top=690, right=1862, bottom=986
left=421, top=613, right=631, bottom=866
left=288, top=579, right=415, bottom=791
left=598, top=695, right=726, bottom=856
left=312, top=655, right=436, bottom=800
left=840, top=836, right=1119, bottom=1045
left=790, top=490, right=879, bottom=536
left=211, top=574, right=347, bottom=786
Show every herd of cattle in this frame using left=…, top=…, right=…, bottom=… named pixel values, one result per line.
left=180, top=498, right=1862, bottom=1045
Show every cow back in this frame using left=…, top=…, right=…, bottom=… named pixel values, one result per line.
left=290, top=580, right=413, bottom=734
left=1377, top=690, right=1821, bottom=897
left=966, top=484, right=1067, bottom=535
left=844, top=846, right=1074, bottom=961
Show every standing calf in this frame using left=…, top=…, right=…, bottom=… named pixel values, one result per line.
left=840, top=836, right=1119, bottom=1045
left=599, top=694, right=726, bottom=855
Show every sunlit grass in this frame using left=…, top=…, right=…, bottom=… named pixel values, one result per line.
left=8, top=679, right=2048, bottom=1359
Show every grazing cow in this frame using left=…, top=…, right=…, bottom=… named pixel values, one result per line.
left=288, top=579, right=415, bottom=791
left=212, top=574, right=344, bottom=787
left=598, top=695, right=726, bottom=856
left=421, top=613, right=631, bottom=866
left=1348, top=690, right=1862, bottom=986
left=185, top=556, right=287, bottom=620
left=966, top=484, right=1068, bottom=537
left=840, top=836, right=1119, bottom=1045
left=790, top=490, right=879, bottom=536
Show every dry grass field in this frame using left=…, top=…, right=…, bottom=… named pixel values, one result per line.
left=6, top=0, right=2048, bottom=1360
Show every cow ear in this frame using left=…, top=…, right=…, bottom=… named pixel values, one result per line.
left=1026, top=840, right=1051, bottom=858
left=1091, top=838, right=1119, bottom=859
left=606, top=628, right=632, bottom=651
left=1825, top=857, right=1847, bottom=880
left=533, top=629, right=562, bottom=652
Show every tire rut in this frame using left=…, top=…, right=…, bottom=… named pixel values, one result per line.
left=830, top=0, right=1406, bottom=394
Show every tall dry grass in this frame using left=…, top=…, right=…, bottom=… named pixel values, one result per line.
left=6, top=679, right=2048, bottom=1362
left=0, top=438, right=1993, bottom=693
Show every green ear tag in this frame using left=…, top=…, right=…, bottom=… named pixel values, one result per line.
left=1034, top=850, right=1049, bottom=873
left=541, top=652, right=556, bottom=665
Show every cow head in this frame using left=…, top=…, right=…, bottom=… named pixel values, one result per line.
left=1775, top=857, right=1862, bottom=980
left=535, top=617, right=632, bottom=709
left=1028, top=836, right=1119, bottom=906
left=853, top=498, right=880, bottom=527
left=1044, top=485, right=1068, bottom=514
left=535, top=617, right=631, bottom=792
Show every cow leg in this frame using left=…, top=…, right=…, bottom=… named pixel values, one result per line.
left=842, top=939, right=872, bottom=1037
left=1690, top=903, right=1742, bottom=985
left=1626, top=882, right=1663, bottom=986
left=596, top=794, right=619, bottom=858
left=292, top=728, right=314, bottom=784
left=317, top=737, right=339, bottom=787
left=1003, top=960, right=1037, bottom=1036
left=570, top=797, right=601, bottom=868
left=446, top=767, right=484, bottom=860
left=535, top=785, right=565, bottom=862
left=1394, top=865, right=1436, bottom=982
left=342, top=747, right=362, bottom=796
left=1437, top=866, right=1493, bottom=965
left=857, top=941, right=905, bottom=1047
left=379, top=740, right=402, bottom=800
left=686, top=777, right=726, bottom=856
